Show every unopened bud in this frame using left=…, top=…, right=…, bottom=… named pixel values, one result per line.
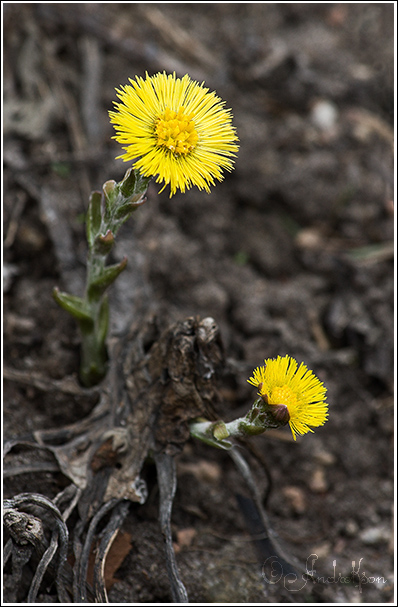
left=269, top=404, right=290, bottom=426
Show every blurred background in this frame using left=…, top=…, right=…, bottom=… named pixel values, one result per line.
left=3, top=3, right=394, bottom=603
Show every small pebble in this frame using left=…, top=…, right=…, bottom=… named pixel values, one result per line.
left=345, top=519, right=359, bottom=537
left=281, top=485, right=307, bottom=514
left=359, top=525, right=391, bottom=545
left=309, top=466, right=329, bottom=493
left=313, top=449, right=336, bottom=466
left=310, top=99, right=339, bottom=131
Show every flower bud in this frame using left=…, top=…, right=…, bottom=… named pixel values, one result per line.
left=269, top=404, right=290, bottom=426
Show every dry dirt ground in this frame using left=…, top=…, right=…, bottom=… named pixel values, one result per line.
left=3, top=3, right=395, bottom=604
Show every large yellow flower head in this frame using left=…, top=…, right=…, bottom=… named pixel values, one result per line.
left=248, top=355, right=328, bottom=441
left=109, top=72, right=239, bottom=197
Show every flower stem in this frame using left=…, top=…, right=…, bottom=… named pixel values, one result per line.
left=53, top=168, right=151, bottom=387
left=189, top=416, right=262, bottom=450
left=190, top=397, right=290, bottom=449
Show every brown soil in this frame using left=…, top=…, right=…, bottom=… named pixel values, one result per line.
left=3, top=3, right=394, bottom=603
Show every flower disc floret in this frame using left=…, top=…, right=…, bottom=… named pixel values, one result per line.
left=155, top=107, right=198, bottom=154
left=248, top=355, right=328, bottom=440
left=109, top=72, right=239, bottom=197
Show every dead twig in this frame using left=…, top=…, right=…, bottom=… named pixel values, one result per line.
left=3, top=367, right=98, bottom=397
left=4, top=315, right=223, bottom=602
left=229, top=447, right=301, bottom=577
left=4, top=493, right=71, bottom=603
left=155, top=452, right=189, bottom=603
left=93, top=500, right=131, bottom=602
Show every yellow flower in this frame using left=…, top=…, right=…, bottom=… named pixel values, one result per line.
left=109, top=72, right=239, bottom=197
left=248, top=355, right=328, bottom=441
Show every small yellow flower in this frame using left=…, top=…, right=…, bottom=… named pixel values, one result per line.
left=248, top=355, right=328, bottom=440
left=109, top=72, right=239, bottom=197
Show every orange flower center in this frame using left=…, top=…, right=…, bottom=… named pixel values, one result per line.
left=155, top=107, right=198, bottom=155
